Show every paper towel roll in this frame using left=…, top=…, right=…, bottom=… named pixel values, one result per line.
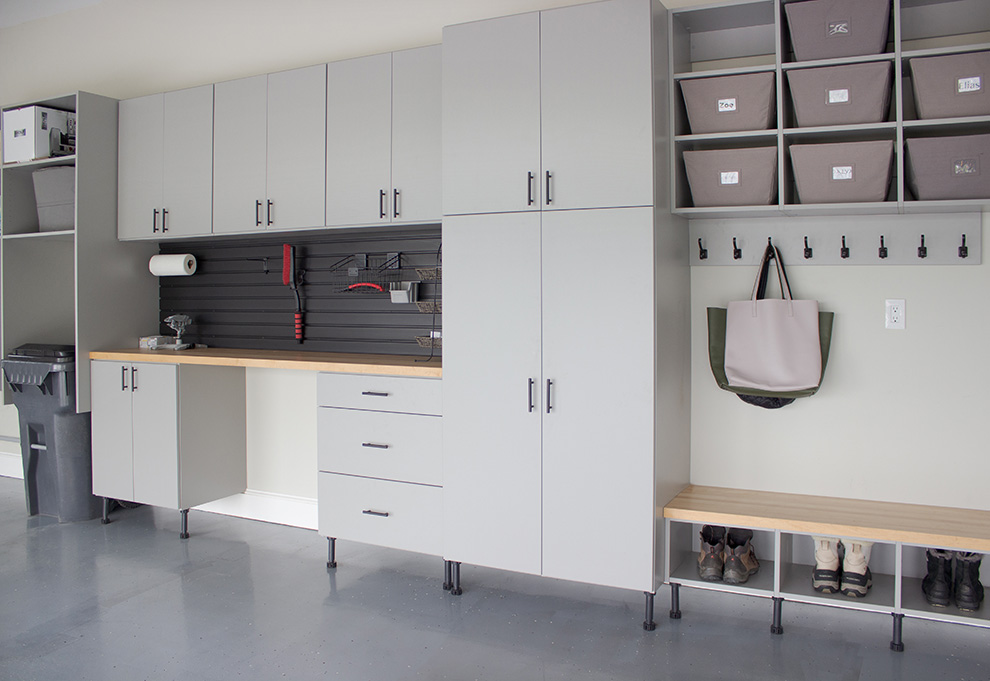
left=149, top=254, right=197, bottom=276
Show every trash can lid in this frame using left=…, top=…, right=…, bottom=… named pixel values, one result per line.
left=7, top=344, right=75, bottom=362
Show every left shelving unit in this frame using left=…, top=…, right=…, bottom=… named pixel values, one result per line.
left=1, top=91, right=160, bottom=412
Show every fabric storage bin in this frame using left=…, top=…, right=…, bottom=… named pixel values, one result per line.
left=784, top=0, right=891, bottom=62
left=789, top=140, right=893, bottom=203
left=909, top=51, right=990, bottom=119
left=31, top=166, right=75, bottom=231
left=905, top=134, right=990, bottom=200
left=683, top=147, right=778, bottom=207
left=786, top=62, right=892, bottom=127
left=679, top=72, right=776, bottom=134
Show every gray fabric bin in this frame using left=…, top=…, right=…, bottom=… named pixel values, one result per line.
left=784, top=0, right=891, bottom=62
left=905, top=134, right=990, bottom=200
left=683, top=147, right=778, bottom=207
left=679, top=72, right=776, bottom=134
left=909, top=51, right=990, bottom=120
left=786, top=61, right=892, bottom=127
left=32, top=166, right=75, bottom=231
left=789, top=140, right=893, bottom=203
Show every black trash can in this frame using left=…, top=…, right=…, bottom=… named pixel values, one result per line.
left=2, top=344, right=100, bottom=522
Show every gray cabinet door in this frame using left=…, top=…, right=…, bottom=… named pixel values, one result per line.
left=540, top=0, right=655, bottom=211
left=162, top=85, right=214, bottom=237
left=391, top=45, right=442, bottom=225
left=442, top=12, right=541, bottom=216
left=267, top=64, right=327, bottom=230
left=213, top=74, right=268, bottom=234
left=326, top=53, right=392, bottom=227
left=540, top=207, right=656, bottom=591
left=131, top=362, right=179, bottom=509
left=442, top=212, right=544, bottom=575
left=90, top=361, right=134, bottom=500
left=117, top=94, right=163, bottom=239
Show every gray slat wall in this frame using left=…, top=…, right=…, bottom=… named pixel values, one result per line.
left=158, top=227, right=441, bottom=356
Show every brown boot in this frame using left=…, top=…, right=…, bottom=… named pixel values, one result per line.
left=697, top=525, right=725, bottom=582
left=723, top=528, right=760, bottom=585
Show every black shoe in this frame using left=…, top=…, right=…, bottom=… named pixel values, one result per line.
left=922, top=549, right=952, bottom=608
left=954, top=553, right=984, bottom=612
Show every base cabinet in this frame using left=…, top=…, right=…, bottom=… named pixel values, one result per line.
left=90, top=360, right=246, bottom=510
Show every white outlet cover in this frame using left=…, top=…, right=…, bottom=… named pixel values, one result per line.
left=885, top=299, right=906, bottom=330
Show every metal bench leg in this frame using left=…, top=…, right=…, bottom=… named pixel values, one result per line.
left=450, top=562, right=463, bottom=595
left=644, top=591, right=657, bottom=631
left=890, top=613, right=905, bottom=652
left=101, top=497, right=111, bottom=525
left=669, top=583, right=682, bottom=619
left=771, top=597, right=784, bottom=635
left=327, top=537, right=337, bottom=569
left=443, top=560, right=453, bottom=590
left=179, top=509, right=190, bottom=539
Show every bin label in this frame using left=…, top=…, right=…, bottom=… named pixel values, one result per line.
left=957, top=76, right=982, bottom=94
left=832, top=165, right=854, bottom=181
left=827, top=88, right=850, bottom=104
left=717, top=98, right=737, bottom=113
left=720, top=171, right=740, bottom=185
left=953, top=158, right=979, bottom=176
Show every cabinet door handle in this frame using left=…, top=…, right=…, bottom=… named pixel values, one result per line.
left=267, top=200, right=274, bottom=226
left=361, top=391, right=390, bottom=398
left=152, top=208, right=159, bottom=233
left=379, top=189, right=387, bottom=219
left=528, top=378, right=535, bottom=412
left=162, top=208, right=169, bottom=233
left=393, top=189, right=400, bottom=218
left=131, top=367, right=138, bottom=392
left=121, top=365, right=128, bottom=391
left=546, top=379, right=553, bottom=413
left=545, top=171, right=552, bottom=205
left=255, top=200, right=262, bottom=226
left=362, top=509, right=390, bottom=518
left=527, top=172, right=535, bottom=206
left=361, top=442, right=390, bottom=450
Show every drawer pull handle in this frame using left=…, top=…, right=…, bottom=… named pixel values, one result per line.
left=362, top=442, right=390, bottom=450
left=362, top=509, right=390, bottom=518
left=361, top=391, right=390, bottom=397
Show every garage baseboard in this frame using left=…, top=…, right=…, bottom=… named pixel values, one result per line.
left=194, top=489, right=318, bottom=530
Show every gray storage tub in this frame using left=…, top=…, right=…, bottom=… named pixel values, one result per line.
left=679, top=72, right=776, bottom=134
left=784, top=0, right=891, bottom=62
left=905, top=134, right=990, bottom=200
left=32, top=166, right=75, bottom=231
left=789, top=139, right=893, bottom=203
left=683, top=146, right=778, bottom=207
left=786, top=61, right=892, bottom=127
left=909, top=51, right=990, bottom=119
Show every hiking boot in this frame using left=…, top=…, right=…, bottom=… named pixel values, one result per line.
left=697, top=525, right=725, bottom=582
left=922, top=549, right=952, bottom=608
left=840, top=541, right=873, bottom=598
left=811, top=536, right=840, bottom=594
left=722, top=528, right=760, bottom=585
left=954, top=552, right=984, bottom=612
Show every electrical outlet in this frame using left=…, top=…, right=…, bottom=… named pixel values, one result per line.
left=885, top=299, right=905, bottom=330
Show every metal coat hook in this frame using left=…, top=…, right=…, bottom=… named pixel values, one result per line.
left=840, top=236, right=850, bottom=259
left=879, top=235, right=888, bottom=259
left=959, top=234, right=969, bottom=259
left=804, top=236, right=813, bottom=259
left=247, top=256, right=270, bottom=274
left=732, top=237, right=742, bottom=260
left=698, top=238, right=708, bottom=261
left=918, top=234, right=928, bottom=259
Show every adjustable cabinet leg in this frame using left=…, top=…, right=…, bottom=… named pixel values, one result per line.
left=890, top=613, right=905, bottom=652
left=771, top=597, right=784, bottom=635
left=443, top=560, right=453, bottom=591
left=669, top=583, right=682, bottom=619
left=327, top=537, right=337, bottom=569
left=101, top=497, right=111, bottom=525
left=644, top=592, right=657, bottom=631
left=450, top=562, right=463, bottom=596
left=179, top=509, right=190, bottom=539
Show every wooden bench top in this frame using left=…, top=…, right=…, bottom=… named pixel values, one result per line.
left=664, top=485, right=990, bottom=553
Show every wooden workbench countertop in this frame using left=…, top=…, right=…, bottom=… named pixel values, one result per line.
left=89, top=347, right=442, bottom=378
left=664, top=485, right=990, bottom=553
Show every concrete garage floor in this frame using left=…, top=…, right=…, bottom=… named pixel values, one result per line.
left=1, top=475, right=987, bottom=681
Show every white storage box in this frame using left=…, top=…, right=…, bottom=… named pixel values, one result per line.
left=32, top=166, right=76, bottom=231
left=2, top=106, right=76, bottom=164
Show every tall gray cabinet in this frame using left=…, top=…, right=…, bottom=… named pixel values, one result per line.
left=441, top=0, right=691, bottom=612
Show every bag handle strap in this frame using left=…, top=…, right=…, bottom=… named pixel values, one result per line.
left=749, top=241, right=794, bottom=301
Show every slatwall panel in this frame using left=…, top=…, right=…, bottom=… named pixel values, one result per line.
left=158, top=228, right=441, bottom=357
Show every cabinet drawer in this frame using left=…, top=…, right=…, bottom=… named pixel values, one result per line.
left=318, top=408, right=441, bottom=485
left=317, top=373, right=441, bottom=415
left=318, top=472, right=442, bottom=556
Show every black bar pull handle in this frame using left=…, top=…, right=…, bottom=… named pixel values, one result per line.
left=267, top=199, right=274, bottom=226
left=379, top=189, right=387, bottom=219
left=362, top=510, right=390, bottom=518
left=393, top=189, right=400, bottom=218
left=152, top=208, right=159, bottom=233
left=255, top=200, right=262, bottom=226
left=528, top=378, right=535, bottom=412
left=527, top=172, right=535, bottom=206
left=121, top=365, right=128, bottom=391
left=162, top=208, right=169, bottom=232
left=545, top=170, right=552, bottom=205
left=361, top=391, right=390, bottom=398
left=131, top=366, right=138, bottom=392
left=361, top=442, right=390, bottom=450
left=546, top=379, right=553, bottom=413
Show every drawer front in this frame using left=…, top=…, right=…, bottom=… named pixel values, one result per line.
left=318, top=408, right=441, bottom=485
left=317, top=372, right=441, bottom=415
left=318, top=472, right=442, bottom=556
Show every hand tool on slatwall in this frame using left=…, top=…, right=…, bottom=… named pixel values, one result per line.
left=282, top=244, right=304, bottom=343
